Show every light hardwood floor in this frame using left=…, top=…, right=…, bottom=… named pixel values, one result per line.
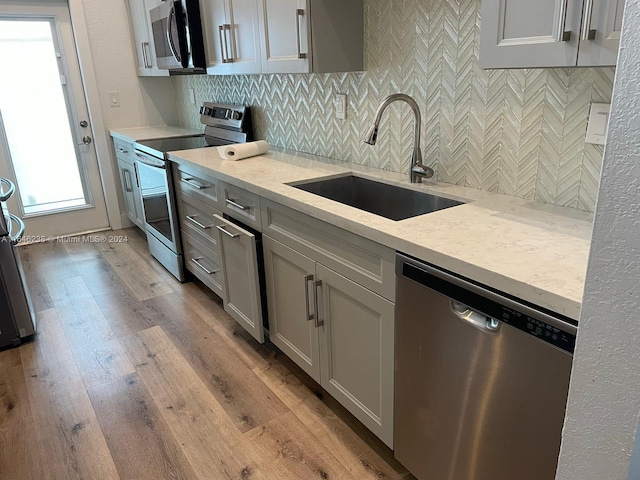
left=0, top=228, right=414, bottom=480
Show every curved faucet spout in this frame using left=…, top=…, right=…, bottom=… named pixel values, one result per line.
left=363, top=93, right=434, bottom=183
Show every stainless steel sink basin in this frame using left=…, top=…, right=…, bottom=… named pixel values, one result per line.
left=290, top=175, right=464, bottom=221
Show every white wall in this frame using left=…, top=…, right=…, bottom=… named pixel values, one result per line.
left=555, top=0, right=640, bottom=478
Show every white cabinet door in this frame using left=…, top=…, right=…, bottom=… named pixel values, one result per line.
left=256, top=0, right=310, bottom=74
left=117, top=159, right=141, bottom=228
left=577, top=0, right=625, bottom=66
left=200, top=0, right=233, bottom=74
left=316, top=264, right=395, bottom=448
left=228, top=0, right=262, bottom=74
left=263, top=236, right=321, bottom=382
left=127, top=0, right=169, bottom=76
left=480, top=0, right=583, bottom=68
left=214, top=214, right=265, bottom=343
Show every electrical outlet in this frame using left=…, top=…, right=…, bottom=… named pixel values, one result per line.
left=108, top=91, right=120, bottom=107
left=585, top=103, right=611, bottom=145
left=335, top=94, right=347, bottom=120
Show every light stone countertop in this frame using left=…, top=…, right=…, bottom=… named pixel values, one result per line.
left=110, top=126, right=203, bottom=143
left=167, top=147, right=593, bottom=322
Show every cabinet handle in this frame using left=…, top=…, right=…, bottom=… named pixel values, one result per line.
left=219, top=24, right=233, bottom=63
left=555, top=0, right=572, bottom=42
left=181, top=177, right=210, bottom=189
left=145, top=42, right=153, bottom=68
left=304, top=274, right=315, bottom=322
left=186, top=214, right=214, bottom=230
left=295, top=9, right=307, bottom=59
left=117, top=147, right=129, bottom=154
left=581, top=0, right=597, bottom=40
left=191, top=257, right=219, bottom=275
left=313, top=280, right=323, bottom=327
left=225, top=198, right=248, bottom=211
left=123, top=169, right=133, bottom=192
left=217, top=224, right=240, bottom=238
left=141, top=42, right=149, bottom=68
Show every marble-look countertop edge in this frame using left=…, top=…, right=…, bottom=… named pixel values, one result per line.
left=110, top=126, right=203, bottom=143
left=167, top=147, right=592, bottom=321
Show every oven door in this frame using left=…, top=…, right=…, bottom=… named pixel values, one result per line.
left=150, top=1, right=188, bottom=69
left=134, top=151, right=180, bottom=253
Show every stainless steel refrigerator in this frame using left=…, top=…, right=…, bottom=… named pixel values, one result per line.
left=0, top=177, right=35, bottom=349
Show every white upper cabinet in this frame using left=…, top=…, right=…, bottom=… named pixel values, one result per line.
left=577, top=0, right=625, bottom=66
left=201, top=0, right=262, bottom=74
left=480, top=0, right=624, bottom=68
left=127, top=0, right=169, bottom=76
left=257, top=0, right=364, bottom=74
left=257, top=0, right=310, bottom=74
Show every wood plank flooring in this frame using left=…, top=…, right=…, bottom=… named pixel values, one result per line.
left=0, top=228, right=413, bottom=480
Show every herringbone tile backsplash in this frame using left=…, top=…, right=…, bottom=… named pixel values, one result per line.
left=173, top=0, right=614, bottom=212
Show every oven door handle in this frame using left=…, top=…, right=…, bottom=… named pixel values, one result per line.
left=0, top=177, right=16, bottom=202
left=134, top=151, right=166, bottom=169
left=8, top=213, right=25, bottom=245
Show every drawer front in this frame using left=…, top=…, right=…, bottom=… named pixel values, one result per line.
left=220, top=181, right=262, bottom=230
left=261, top=199, right=395, bottom=302
left=113, top=137, right=134, bottom=164
left=176, top=189, right=222, bottom=253
left=174, top=163, right=221, bottom=207
left=183, top=230, right=226, bottom=300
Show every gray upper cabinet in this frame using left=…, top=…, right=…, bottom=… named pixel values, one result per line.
left=577, top=0, right=625, bottom=66
left=480, top=0, right=623, bottom=68
left=127, top=0, right=169, bottom=76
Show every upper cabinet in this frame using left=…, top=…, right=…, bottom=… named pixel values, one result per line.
left=127, top=0, right=170, bottom=76
left=480, top=0, right=625, bottom=68
left=200, top=0, right=364, bottom=75
left=200, top=0, right=263, bottom=75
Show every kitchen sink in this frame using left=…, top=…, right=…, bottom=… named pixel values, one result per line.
left=290, top=175, right=464, bottom=221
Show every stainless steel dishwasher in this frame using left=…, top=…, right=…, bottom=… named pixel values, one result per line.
left=394, top=253, right=577, bottom=480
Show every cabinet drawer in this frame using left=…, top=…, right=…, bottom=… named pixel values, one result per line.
left=113, top=138, right=134, bottom=163
left=174, top=163, right=221, bottom=207
left=176, top=189, right=222, bottom=253
left=220, top=181, right=261, bottom=230
left=261, top=199, right=395, bottom=302
left=183, top=230, right=226, bottom=300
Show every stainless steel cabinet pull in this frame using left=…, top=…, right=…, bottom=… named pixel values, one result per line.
left=219, top=24, right=232, bottom=63
left=123, top=169, right=133, bottom=192
left=555, top=0, right=572, bottom=42
left=141, top=42, right=148, bottom=68
left=313, top=280, right=323, bottom=327
left=295, top=9, right=307, bottom=59
left=225, top=198, right=248, bottom=211
left=191, top=257, right=219, bottom=275
left=186, top=214, right=213, bottom=229
left=304, top=274, right=315, bottom=322
left=450, top=300, right=500, bottom=333
left=117, top=147, right=129, bottom=154
left=182, top=177, right=210, bottom=189
left=217, top=224, right=240, bottom=238
left=581, top=0, right=597, bottom=40
left=144, top=42, right=153, bottom=68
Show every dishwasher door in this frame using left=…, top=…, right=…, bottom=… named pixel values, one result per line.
left=394, top=254, right=576, bottom=480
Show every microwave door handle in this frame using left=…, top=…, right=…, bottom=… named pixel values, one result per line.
left=166, top=5, right=182, bottom=64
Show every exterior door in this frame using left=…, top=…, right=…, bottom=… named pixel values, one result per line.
left=0, top=0, right=109, bottom=239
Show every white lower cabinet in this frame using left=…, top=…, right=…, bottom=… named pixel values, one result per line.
left=263, top=235, right=394, bottom=447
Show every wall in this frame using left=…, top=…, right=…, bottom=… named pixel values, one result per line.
left=555, top=0, right=640, bottom=477
left=81, top=0, right=176, bottom=130
left=173, top=0, right=614, bottom=212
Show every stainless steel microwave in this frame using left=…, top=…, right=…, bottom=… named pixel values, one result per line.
left=149, top=0, right=206, bottom=74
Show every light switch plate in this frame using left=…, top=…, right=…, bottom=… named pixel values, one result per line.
left=108, top=91, right=120, bottom=108
left=585, top=103, right=611, bottom=145
left=335, top=94, right=347, bottom=120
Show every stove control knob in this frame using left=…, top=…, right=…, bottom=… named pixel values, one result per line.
left=232, top=111, right=243, bottom=120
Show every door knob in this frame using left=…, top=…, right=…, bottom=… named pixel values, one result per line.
left=79, top=120, right=88, bottom=128
left=82, top=136, right=92, bottom=144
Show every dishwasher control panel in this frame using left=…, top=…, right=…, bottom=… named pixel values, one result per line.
left=501, top=307, right=576, bottom=354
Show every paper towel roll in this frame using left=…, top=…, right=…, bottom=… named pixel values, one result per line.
left=218, top=140, right=269, bottom=161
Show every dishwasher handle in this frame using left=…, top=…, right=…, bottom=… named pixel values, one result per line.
left=451, top=300, right=500, bottom=333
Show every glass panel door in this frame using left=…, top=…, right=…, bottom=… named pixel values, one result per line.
left=0, top=19, right=87, bottom=216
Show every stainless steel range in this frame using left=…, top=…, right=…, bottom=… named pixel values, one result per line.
left=133, top=103, right=252, bottom=280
